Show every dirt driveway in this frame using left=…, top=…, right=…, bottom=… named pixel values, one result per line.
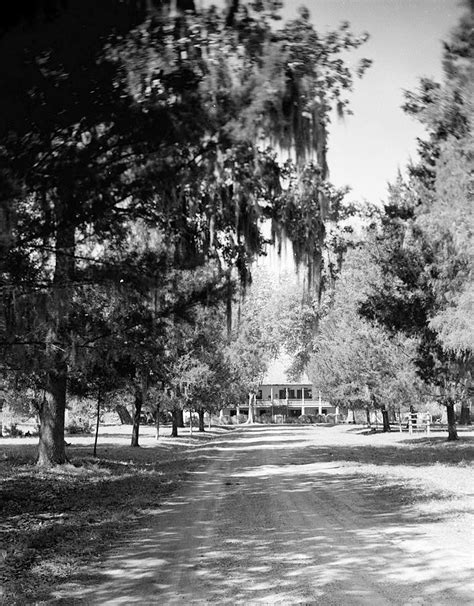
left=56, top=425, right=474, bottom=605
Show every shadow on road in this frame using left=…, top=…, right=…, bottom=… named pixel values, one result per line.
left=50, top=426, right=473, bottom=605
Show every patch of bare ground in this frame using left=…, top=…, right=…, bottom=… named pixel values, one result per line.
left=0, top=424, right=234, bottom=605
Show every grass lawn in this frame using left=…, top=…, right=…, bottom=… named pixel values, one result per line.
left=1, top=423, right=473, bottom=604
left=0, top=424, right=232, bottom=605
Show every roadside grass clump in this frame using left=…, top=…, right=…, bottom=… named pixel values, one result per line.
left=0, top=440, right=203, bottom=605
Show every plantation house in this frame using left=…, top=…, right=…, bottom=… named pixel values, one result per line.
left=223, top=382, right=336, bottom=420
left=222, top=359, right=337, bottom=421
left=260, top=383, right=335, bottom=417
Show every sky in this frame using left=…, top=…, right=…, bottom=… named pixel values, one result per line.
left=280, top=0, right=465, bottom=205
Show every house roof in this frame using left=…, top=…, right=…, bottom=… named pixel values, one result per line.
left=261, top=383, right=312, bottom=387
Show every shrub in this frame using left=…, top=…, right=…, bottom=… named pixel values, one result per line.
left=2, top=424, right=23, bottom=437
left=65, top=418, right=93, bottom=435
left=218, top=415, right=232, bottom=425
left=297, top=414, right=313, bottom=424
left=234, top=414, right=248, bottom=424
left=314, top=414, right=328, bottom=423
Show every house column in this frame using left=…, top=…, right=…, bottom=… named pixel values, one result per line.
left=335, top=405, right=340, bottom=423
left=286, top=387, right=289, bottom=420
left=318, top=390, right=322, bottom=415
left=270, top=386, right=274, bottom=421
left=301, top=388, right=305, bottom=416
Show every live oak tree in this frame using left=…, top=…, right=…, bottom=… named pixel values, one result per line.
left=1, top=1, right=371, bottom=463
left=308, top=247, right=423, bottom=431
left=163, top=306, right=232, bottom=435
left=226, top=271, right=285, bottom=422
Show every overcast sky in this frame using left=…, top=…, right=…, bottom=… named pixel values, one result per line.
left=280, top=0, right=464, bottom=205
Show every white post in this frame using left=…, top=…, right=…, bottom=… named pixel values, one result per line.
left=302, top=388, right=305, bottom=416
left=318, top=391, right=322, bottom=416
left=286, top=387, right=289, bottom=420
left=408, top=415, right=413, bottom=435
left=335, top=405, right=340, bottom=423
left=271, top=386, right=274, bottom=421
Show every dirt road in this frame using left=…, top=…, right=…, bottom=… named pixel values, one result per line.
left=60, top=426, right=473, bottom=605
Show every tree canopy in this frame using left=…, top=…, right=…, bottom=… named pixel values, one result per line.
left=0, top=0, right=371, bottom=462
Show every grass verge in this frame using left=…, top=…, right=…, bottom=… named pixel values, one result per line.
left=0, top=425, right=228, bottom=605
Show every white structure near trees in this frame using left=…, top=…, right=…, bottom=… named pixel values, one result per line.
left=222, top=382, right=335, bottom=420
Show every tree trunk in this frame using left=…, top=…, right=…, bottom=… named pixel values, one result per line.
left=198, top=408, right=205, bottom=432
left=115, top=404, right=133, bottom=424
left=226, top=273, right=233, bottom=336
left=171, top=410, right=179, bottom=437
left=247, top=393, right=255, bottom=424
left=37, top=206, right=75, bottom=466
left=177, top=409, right=184, bottom=428
left=446, top=399, right=459, bottom=441
left=131, top=370, right=148, bottom=447
left=93, top=387, right=103, bottom=457
left=381, top=404, right=391, bottom=432
left=365, top=406, right=371, bottom=427
left=131, top=385, right=142, bottom=447
left=155, top=407, right=160, bottom=440
left=459, top=402, right=471, bottom=425
left=38, top=363, right=67, bottom=466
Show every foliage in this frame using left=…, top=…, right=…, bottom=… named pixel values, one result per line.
left=0, top=1, right=371, bottom=461
left=356, top=8, right=473, bottom=438
left=227, top=269, right=284, bottom=394
left=308, top=247, right=423, bottom=413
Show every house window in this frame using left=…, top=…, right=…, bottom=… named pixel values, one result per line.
left=288, top=389, right=295, bottom=399
left=304, top=388, right=312, bottom=399
left=279, top=389, right=286, bottom=399
left=256, top=389, right=262, bottom=400
left=296, top=389, right=302, bottom=399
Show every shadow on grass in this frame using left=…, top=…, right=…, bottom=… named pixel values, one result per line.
left=0, top=438, right=238, bottom=604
